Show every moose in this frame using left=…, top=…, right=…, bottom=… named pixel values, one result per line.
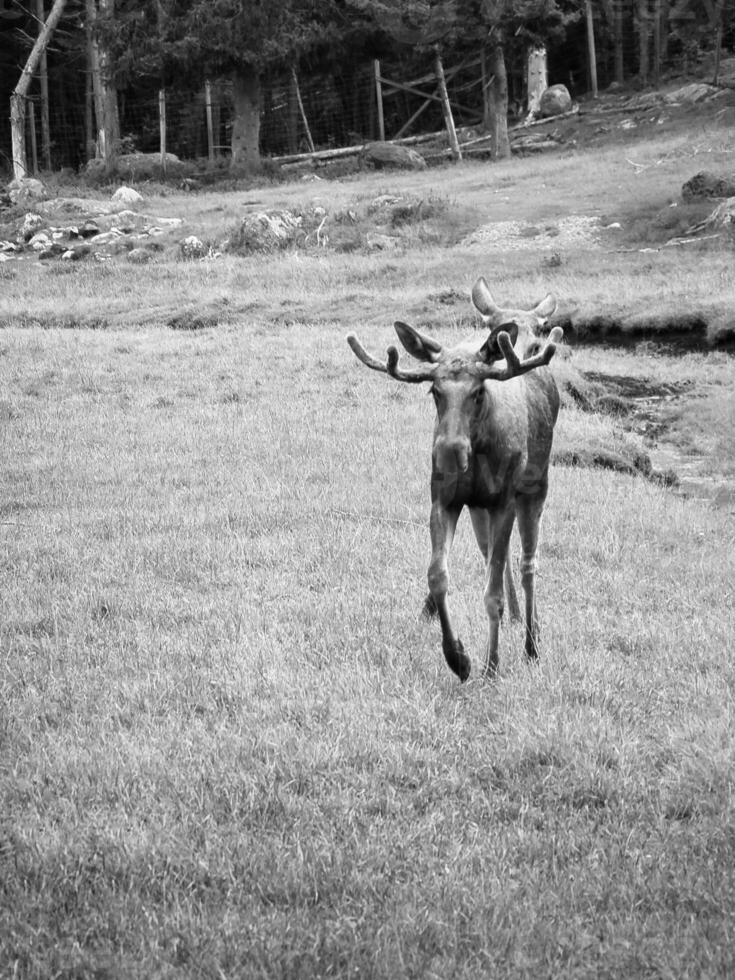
left=347, top=278, right=563, bottom=681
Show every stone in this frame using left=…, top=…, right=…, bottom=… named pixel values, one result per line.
left=179, top=235, right=208, bottom=259
left=681, top=172, right=735, bottom=202
left=20, top=213, right=44, bottom=240
left=8, top=177, right=45, bottom=205
left=359, top=142, right=427, bottom=171
left=663, top=82, right=717, bottom=105
left=127, top=248, right=152, bottom=264
left=28, top=232, right=52, bottom=250
left=112, top=186, right=144, bottom=205
left=538, top=84, right=572, bottom=118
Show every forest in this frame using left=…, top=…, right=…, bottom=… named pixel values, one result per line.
left=1, top=0, right=734, bottom=179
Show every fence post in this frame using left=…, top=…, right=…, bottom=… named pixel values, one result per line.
left=374, top=59, right=385, bottom=141
left=433, top=48, right=461, bottom=161
left=290, top=68, right=315, bottom=153
left=205, top=80, right=215, bottom=163
left=586, top=0, right=598, bottom=97
left=159, top=88, right=167, bottom=176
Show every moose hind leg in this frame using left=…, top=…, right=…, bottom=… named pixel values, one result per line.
left=515, top=493, right=547, bottom=660
left=470, top=508, right=520, bottom=623
left=427, top=503, right=470, bottom=681
left=482, top=507, right=515, bottom=677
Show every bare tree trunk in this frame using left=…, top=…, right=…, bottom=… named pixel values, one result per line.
left=231, top=64, right=262, bottom=171
left=653, top=0, right=661, bottom=87
left=586, top=0, right=598, bottom=97
left=614, top=0, right=624, bottom=83
left=86, top=0, right=104, bottom=158
left=86, top=0, right=119, bottom=169
left=486, top=41, right=510, bottom=160
left=10, top=0, right=67, bottom=179
left=637, top=0, right=650, bottom=84
left=34, top=0, right=52, bottom=170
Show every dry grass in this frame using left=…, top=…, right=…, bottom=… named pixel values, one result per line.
left=2, top=122, right=735, bottom=978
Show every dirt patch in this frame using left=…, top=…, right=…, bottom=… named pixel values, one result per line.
left=581, top=371, right=694, bottom=440
left=567, top=368, right=732, bottom=507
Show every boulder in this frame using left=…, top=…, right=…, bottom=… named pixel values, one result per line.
left=179, top=235, right=208, bottom=259
left=85, top=152, right=183, bottom=181
left=115, top=152, right=183, bottom=179
left=538, top=84, right=572, bottom=118
left=663, top=82, right=717, bottom=105
left=112, top=185, right=144, bottom=205
left=20, top=213, right=44, bottom=240
left=681, top=171, right=735, bottom=202
left=227, top=207, right=326, bottom=254
left=8, top=177, right=45, bottom=205
left=360, top=142, right=427, bottom=171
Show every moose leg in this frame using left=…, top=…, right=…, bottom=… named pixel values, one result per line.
left=426, top=502, right=470, bottom=681
left=482, top=506, right=516, bottom=677
left=470, top=508, right=520, bottom=622
left=515, top=492, right=547, bottom=660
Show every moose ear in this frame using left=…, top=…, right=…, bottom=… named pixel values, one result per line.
left=471, top=277, right=502, bottom=320
left=393, top=321, right=442, bottom=363
left=532, top=293, right=557, bottom=322
left=478, top=321, right=519, bottom=363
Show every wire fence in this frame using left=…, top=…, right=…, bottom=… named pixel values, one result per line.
left=0, top=6, right=723, bottom=177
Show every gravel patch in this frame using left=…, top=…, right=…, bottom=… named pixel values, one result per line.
left=462, top=214, right=603, bottom=251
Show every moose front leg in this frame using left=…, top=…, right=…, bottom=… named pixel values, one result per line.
left=426, top=502, right=470, bottom=681
left=483, top=505, right=516, bottom=677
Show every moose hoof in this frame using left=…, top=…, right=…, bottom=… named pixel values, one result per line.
left=444, top=637, right=471, bottom=682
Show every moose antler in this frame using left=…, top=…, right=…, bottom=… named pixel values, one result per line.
left=476, top=327, right=563, bottom=381
left=346, top=334, right=437, bottom=383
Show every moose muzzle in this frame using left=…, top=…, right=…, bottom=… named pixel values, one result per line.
left=433, top=436, right=471, bottom=474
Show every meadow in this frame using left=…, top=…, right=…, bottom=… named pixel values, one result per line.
left=1, top=116, right=735, bottom=978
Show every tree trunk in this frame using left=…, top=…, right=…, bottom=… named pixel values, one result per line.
left=231, top=64, right=262, bottom=171
left=486, top=42, right=510, bottom=160
left=10, top=0, right=67, bottom=179
left=86, top=0, right=119, bottom=169
left=637, top=0, right=650, bottom=84
left=34, top=0, right=52, bottom=170
left=614, top=0, right=624, bottom=83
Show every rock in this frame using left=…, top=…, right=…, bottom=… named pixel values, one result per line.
left=359, top=142, right=427, bottom=171
left=538, top=84, right=572, bottom=118
left=20, top=213, right=44, bottom=240
left=37, top=243, right=65, bottom=259
left=79, top=221, right=101, bottom=238
left=112, top=186, right=144, bottom=205
left=8, top=177, right=45, bottom=205
left=28, top=231, right=53, bottom=250
left=365, top=233, right=400, bottom=251
left=85, top=152, right=183, bottom=181
left=127, top=248, right=152, bottom=264
left=681, top=172, right=735, bottom=202
left=227, top=209, right=325, bottom=254
left=115, top=152, right=183, bottom=180
left=663, top=82, right=717, bottom=105
left=179, top=235, right=208, bottom=259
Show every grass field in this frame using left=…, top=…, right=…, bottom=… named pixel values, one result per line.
left=2, top=117, right=735, bottom=978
